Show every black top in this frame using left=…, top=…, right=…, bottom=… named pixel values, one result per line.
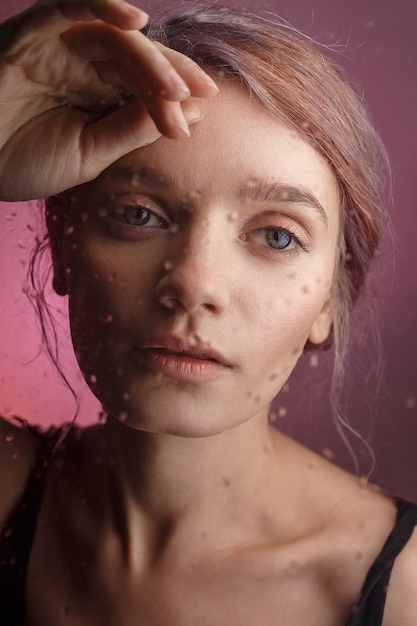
left=1, top=429, right=417, bottom=626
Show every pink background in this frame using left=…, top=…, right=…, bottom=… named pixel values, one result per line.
left=1, top=0, right=416, bottom=499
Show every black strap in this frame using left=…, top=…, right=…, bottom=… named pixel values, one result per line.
left=0, top=427, right=63, bottom=626
left=346, top=500, right=417, bottom=626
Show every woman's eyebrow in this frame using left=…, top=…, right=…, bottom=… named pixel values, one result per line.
left=239, top=179, right=329, bottom=229
left=101, top=165, right=171, bottom=189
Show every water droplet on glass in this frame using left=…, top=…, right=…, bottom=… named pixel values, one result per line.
left=164, top=260, right=174, bottom=271
left=405, top=396, right=417, bottom=409
left=165, top=298, right=176, bottom=309
left=4, top=434, right=14, bottom=444
left=122, top=392, right=131, bottom=401
left=322, top=448, right=335, bottom=460
left=65, top=226, right=75, bottom=235
left=282, top=383, right=290, bottom=393
left=169, top=223, right=179, bottom=234
left=131, top=173, right=141, bottom=187
left=118, top=411, right=128, bottom=422
left=90, top=374, right=97, bottom=384
left=278, top=406, right=287, bottom=418
left=310, top=354, right=319, bottom=368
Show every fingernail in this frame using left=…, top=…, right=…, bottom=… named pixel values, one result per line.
left=167, top=71, right=191, bottom=96
left=187, top=111, right=205, bottom=125
left=203, top=78, right=219, bottom=93
left=125, top=4, right=149, bottom=19
left=175, top=124, right=191, bottom=138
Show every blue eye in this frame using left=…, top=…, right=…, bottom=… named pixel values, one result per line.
left=99, top=204, right=164, bottom=227
left=121, top=205, right=159, bottom=226
left=265, top=228, right=294, bottom=250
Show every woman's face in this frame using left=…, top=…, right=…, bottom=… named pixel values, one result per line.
left=59, top=81, right=340, bottom=436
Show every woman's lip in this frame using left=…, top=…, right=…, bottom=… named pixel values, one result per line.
left=133, top=348, right=229, bottom=382
left=133, top=336, right=232, bottom=381
left=135, top=336, right=232, bottom=367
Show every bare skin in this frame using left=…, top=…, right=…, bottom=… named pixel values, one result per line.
left=0, top=417, right=407, bottom=626
left=1, top=1, right=417, bottom=625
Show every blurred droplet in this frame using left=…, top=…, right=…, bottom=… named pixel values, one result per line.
left=405, top=396, right=416, bottom=409
left=169, top=223, right=179, bottom=234
left=4, top=434, right=14, bottom=444
left=282, top=383, right=290, bottom=393
left=131, top=173, right=141, bottom=187
left=277, top=406, right=287, bottom=418
left=227, top=211, right=238, bottom=222
left=322, top=448, right=335, bottom=460
left=310, top=354, right=319, bottom=368
left=164, top=260, right=174, bottom=271
left=122, top=392, right=131, bottom=401
left=90, top=374, right=97, bottom=384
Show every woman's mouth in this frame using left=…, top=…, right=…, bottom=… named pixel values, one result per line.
left=133, top=336, right=232, bottom=382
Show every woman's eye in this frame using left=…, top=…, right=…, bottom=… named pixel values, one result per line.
left=119, top=205, right=162, bottom=226
left=100, top=204, right=164, bottom=227
left=251, top=227, right=299, bottom=250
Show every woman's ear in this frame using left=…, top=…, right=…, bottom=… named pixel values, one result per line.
left=45, top=195, right=69, bottom=296
left=308, top=298, right=333, bottom=345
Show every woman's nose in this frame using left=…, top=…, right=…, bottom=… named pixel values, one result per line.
left=155, top=233, right=230, bottom=316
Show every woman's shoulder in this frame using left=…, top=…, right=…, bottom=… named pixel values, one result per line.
left=0, top=416, right=62, bottom=528
left=0, top=416, right=37, bottom=521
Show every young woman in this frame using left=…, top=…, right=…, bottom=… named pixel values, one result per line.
left=0, top=1, right=416, bottom=624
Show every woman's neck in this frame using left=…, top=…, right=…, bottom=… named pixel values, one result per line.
left=99, top=410, right=289, bottom=549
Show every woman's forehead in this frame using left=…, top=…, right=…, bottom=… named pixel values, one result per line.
left=92, top=81, right=340, bottom=219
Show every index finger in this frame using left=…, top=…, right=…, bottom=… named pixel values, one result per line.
left=0, top=0, right=148, bottom=54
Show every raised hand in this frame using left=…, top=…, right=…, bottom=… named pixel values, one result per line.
left=0, top=0, right=217, bottom=200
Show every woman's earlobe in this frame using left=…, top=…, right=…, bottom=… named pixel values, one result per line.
left=308, top=300, right=333, bottom=345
